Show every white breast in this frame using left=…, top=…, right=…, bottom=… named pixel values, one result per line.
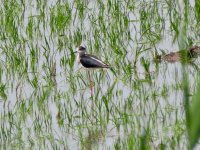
left=77, top=53, right=80, bottom=64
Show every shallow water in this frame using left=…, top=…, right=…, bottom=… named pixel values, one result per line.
left=0, top=0, right=200, bottom=149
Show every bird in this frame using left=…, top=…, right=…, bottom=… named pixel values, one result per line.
left=74, top=46, right=110, bottom=96
left=74, top=46, right=110, bottom=69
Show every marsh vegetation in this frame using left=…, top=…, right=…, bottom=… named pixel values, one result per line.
left=0, top=0, right=200, bottom=149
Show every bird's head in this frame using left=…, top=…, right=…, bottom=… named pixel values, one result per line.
left=74, top=46, right=86, bottom=54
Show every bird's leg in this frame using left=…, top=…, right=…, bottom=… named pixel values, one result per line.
left=88, top=71, right=93, bottom=97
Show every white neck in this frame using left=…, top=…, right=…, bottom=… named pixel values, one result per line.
left=77, top=52, right=85, bottom=63
left=76, top=50, right=86, bottom=64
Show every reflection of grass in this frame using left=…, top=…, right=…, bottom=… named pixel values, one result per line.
left=0, top=0, right=200, bottom=149
left=80, top=127, right=106, bottom=150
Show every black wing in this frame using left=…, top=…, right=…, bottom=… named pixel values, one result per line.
left=80, top=55, right=110, bottom=68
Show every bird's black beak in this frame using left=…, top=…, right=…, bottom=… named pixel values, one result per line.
left=73, top=51, right=78, bottom=53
